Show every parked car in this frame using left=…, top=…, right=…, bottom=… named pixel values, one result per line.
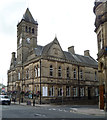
left=0, top=95, right=11, bottom=105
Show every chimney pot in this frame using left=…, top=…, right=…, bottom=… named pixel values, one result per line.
left=68, top=46, right=75, bottom=54
left=84, top=50, right=90, bottom=56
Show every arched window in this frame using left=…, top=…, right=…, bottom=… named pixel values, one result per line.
left=26, top=69, right=29, bottom=79
left=29, top=27, right=31, bottom=33
left=38, top=66, right=40, bottom=77
left=34, top=67, right=37, bottom=77
left=58, top=66, right=61, bottom=77
left=50, top=65, right=53, bottom=77
left=32, top=28, right=34, bottom=34
left=18, top=72, right=20, bottom=80
left=25, top=26, right=27, bottom=32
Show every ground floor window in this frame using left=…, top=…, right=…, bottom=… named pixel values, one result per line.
left=49, top=86, right=54, bottom=96
left=73, top=87, right=77, bottom=97
left=95, top=88, right=99, bottom=96
left=58, top=87, right=62, bottom=96
left=42, top=86, right=48, bottom=96
left=66, top=86, right=70, bottom=96
left=80, top=87, right=84, bottom=97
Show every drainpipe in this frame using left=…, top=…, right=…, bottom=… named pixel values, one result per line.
left=78, top=66, right=80, bottom=99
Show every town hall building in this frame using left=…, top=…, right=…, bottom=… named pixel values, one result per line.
left=7, top=8, right=99, bottom=104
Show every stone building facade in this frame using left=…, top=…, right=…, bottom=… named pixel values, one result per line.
left=7, top=8, right=99, bottom=104
left=94, top=1, right=107, bottom=110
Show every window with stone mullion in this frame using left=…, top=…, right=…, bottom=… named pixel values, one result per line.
left=50, top=65, right=53, bottom=77
left=58, top=66, right=61, bottom=77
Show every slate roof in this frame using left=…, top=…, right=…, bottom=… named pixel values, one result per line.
left=64, top=51, right=97, bottom=67
left=34, top=41, right=98, bottom=68
left=22, top=8, right=38, bottom=25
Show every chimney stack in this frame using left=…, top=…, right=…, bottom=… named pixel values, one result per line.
left=84, top=50, right=90, bottom=56
left=12, top=52, right=16, bottom=59
left=68, top=46, right=75, bottom=54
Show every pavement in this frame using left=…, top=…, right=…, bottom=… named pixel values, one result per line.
left=11, top=101, right=106, bottom=117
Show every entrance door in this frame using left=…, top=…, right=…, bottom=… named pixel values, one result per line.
left=99, top=85, right=104, bottom=109
left=88, top=87, right=91, bottom=99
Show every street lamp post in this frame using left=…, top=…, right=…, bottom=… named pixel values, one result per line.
left=40, top=58, right=42, bottom=104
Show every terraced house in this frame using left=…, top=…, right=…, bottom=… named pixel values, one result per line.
left=7, top=8, right=99, bottom=104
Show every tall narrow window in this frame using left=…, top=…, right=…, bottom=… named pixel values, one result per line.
left=95, top=88, right=99, bottom=96
left=95, top=71, right=97, bottom=81
left=67, top=67, right=69, bottom=79
left=73, top=68, right=76, bottom=79
left=58, top=66, right=61, bottom=77
left=25, top=26, right=27, bottom=32
left=18, top=72, right=20, bottom=80
left=38, top=67, right=40, bottom=77
left=73, top=87, right=77, bottom=97
left=35, top=67, right=37, bottom=77
left=80, top=87, right=84, bottom=97
left=26, top=69, right=29, bottom=79
left=49, top=86, right=54, bottom=96
left=58, top=87, right=62, bottom=96
left=32, top=28, right=34, bottom=34
left=80, top=70, right=83, bottom=80
left=66, top=86, right=70, bottom=96
left=42, top=86, right=48, bottom=96
left=50, top=65, right=53, bottom=77
left=29, top=27, right=31, bottom=33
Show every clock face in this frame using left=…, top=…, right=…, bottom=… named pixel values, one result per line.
left=26, top=37, right=30, bottom=43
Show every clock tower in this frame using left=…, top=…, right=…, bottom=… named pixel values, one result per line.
left=17, top=8, right=38, bottom=64
left=94, top=1, right=107, bottom=110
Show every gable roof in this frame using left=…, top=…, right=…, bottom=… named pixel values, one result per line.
left=22, top=8, right=38, bottom=25
left=33, top=38, right=98, bottom=68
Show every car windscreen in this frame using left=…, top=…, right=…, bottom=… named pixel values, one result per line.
left=1, top=96, right=9, bottom=98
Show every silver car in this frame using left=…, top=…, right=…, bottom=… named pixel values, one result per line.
left=0, top=95, right=11, bottom=105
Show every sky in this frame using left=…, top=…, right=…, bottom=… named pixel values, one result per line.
left=0, top=0, right=97, bottom=86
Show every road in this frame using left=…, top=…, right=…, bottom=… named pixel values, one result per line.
left=1, top=104, right=105, bottom=119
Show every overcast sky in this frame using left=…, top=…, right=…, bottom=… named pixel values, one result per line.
left=0, top=0, right=97, bottom=85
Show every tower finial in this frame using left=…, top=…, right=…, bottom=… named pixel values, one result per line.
left=26, top=0, right=29, bottom=9
left=55, top=34, right=57, bottom=39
